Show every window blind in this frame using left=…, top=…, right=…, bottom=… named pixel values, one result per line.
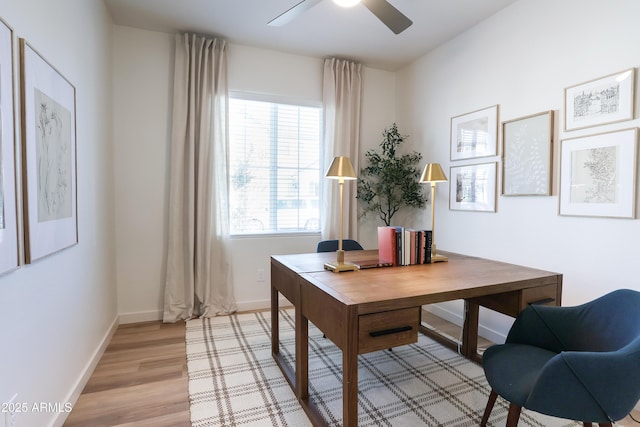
left=229, top=96, right=321, bottom=235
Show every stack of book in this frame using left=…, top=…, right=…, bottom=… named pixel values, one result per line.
left=378, top=226, right=433, bottom=266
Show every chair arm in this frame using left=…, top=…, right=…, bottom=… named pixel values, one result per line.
left=506, top=304, right=566, bottom=351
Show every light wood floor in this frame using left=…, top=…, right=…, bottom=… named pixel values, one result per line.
left=64, top=311, right=640, bottom=427
left=63, top=320, right=190, bottom=427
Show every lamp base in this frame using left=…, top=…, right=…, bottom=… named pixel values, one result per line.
left=431, top=253, right=448, bottom=263
left=431, top=243, right=448, bottom=263
left=324, top=261, right=359, bottom=272
left=324, top=249, right=359, bottom=272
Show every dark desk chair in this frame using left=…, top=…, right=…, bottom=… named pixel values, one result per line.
left=316, top=239, right=363, bottom=252
left=480, top=289, right=640, bottom=427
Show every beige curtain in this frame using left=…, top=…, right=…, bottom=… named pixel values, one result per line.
left=321, top=58, right=363, bottom=241
left=163, top=33, right=237, bottom=322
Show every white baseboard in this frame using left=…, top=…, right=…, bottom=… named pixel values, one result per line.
left=50, top=315, right=119, bottom=427
left=236, top=296, right=290, bottom=312
left=119, top=309, right=163, bottom=324
left=424, top=304, right=507, bottom=345
left=117, top=301, right=284, bottom=323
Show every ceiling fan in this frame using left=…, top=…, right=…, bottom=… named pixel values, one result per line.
left=268, top=0, right=413, bottom=34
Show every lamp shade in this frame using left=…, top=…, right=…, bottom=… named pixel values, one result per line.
left=325, top=156, right=357, bottom=180
left=419, top=163, right=447, bottom=183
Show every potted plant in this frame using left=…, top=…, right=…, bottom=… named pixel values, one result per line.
left=357, top=123, right=428, bottom=226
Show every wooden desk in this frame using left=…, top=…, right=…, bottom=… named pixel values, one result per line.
left=271, top=250, right=562, bottom=427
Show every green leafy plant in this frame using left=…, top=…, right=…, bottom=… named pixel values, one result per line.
left=357, top=123, right=428, bottom=226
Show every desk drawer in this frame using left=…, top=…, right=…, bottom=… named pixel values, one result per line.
left=521, top=285, right=558, bottom=308
left=358, top=307, right=419, bottom=354
left=469, top=284, right=558, bottom=317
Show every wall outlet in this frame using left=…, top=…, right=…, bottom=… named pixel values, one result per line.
left=256, top=269, right=265, bottom=282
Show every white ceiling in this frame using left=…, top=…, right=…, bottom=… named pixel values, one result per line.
left=104, top=0, right=518, bottom=71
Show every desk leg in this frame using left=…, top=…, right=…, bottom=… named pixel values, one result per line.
left=462, top=300, right=480, bottom=363
left=343, top=307, right=359, bottom=426
left=271, top=283, right=297, bottom=392
left=271, top=284, right=279, bottom=356
left=298, top=310, right=309, bottom=400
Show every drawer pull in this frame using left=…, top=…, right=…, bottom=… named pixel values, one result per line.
left=369, top=325, right=413, bottom=337
left=529, top=297, right=555, bottom=305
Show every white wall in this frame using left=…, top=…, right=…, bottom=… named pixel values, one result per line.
left=397, top=0, right=640, bottom=341
left=0, top=1, right=116, bottom=426
left=112, top=27, right=173, bottom=322
left=112, top=29, right=397, bottom=318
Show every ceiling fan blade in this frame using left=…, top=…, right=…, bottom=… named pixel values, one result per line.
left=268, top=0, right=324, bottom=27
left=361, top=0, right=412, bottom=34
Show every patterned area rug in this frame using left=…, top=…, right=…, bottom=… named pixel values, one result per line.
left=186, top=310, right=580, bottom=427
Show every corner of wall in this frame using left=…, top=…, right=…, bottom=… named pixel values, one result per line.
left=50, top=314, right=119, bottom=427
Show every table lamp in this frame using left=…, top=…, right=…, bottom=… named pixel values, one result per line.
left=324, top=156, right=359, bottom=272
left=420, top=163, right=448, bottom=262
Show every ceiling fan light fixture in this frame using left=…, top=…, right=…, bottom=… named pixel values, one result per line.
left=333, top=0, right=361, bottom=7
left=270, top=0, right=412, bottom=35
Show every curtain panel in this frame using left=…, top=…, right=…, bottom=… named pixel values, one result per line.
left=321, top=58, right=363, bottom=241
left=163, top=33, right=236, bottom=322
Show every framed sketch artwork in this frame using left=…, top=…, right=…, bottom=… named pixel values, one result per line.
left=0, top=18, right=19, bottom=275
left=559, top=128, right=638, bottom=218
left=20, top=39, right=78, bottom=262
left=449, top=162, right=497, bottom=212
left=502, top=110, right=554, bottom=196
left=564, top=68, right=635, bottom=131
left=450, top=105, right=499, bottom=161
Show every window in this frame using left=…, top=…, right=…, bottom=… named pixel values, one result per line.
left=229, top=95, right=322, bottom=235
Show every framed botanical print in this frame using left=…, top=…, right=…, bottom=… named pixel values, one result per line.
left=559, top=128, right=637, bottom=218
left=0, top=18, right=18, bottom=275
left=502, top=110, right=554, bottom=196
left=564, top=68, right=635, bottom=131
left=450, top=105, right=499, bottom=161
left=20, top=39, right=78, bottom=262
left=449, top=162, right=497, bottom=212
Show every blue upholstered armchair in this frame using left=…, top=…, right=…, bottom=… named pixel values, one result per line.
left=480, top=289, right=640, bottom=427
left=316, top=239, right=363, bottom=252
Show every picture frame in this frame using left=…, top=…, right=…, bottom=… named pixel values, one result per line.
left=449, top=162, right=497, bottom=212
left=502, top=110, right=554, bottom=196
left=559, top=128, right=637, bottom=219
left=564, top=68, right=635, bottom=131
left=20, top=39, right=78, bottom=263
left=450, top=105, right=499, bottom=161
left=0, top=18, right=19, bottom=275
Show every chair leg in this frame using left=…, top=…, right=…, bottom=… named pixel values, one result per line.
left=506, top=403, right=522, bottom=427
left=583, top=423, right=593, bottom=427
left=480, top=390, right=498, bottom=427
